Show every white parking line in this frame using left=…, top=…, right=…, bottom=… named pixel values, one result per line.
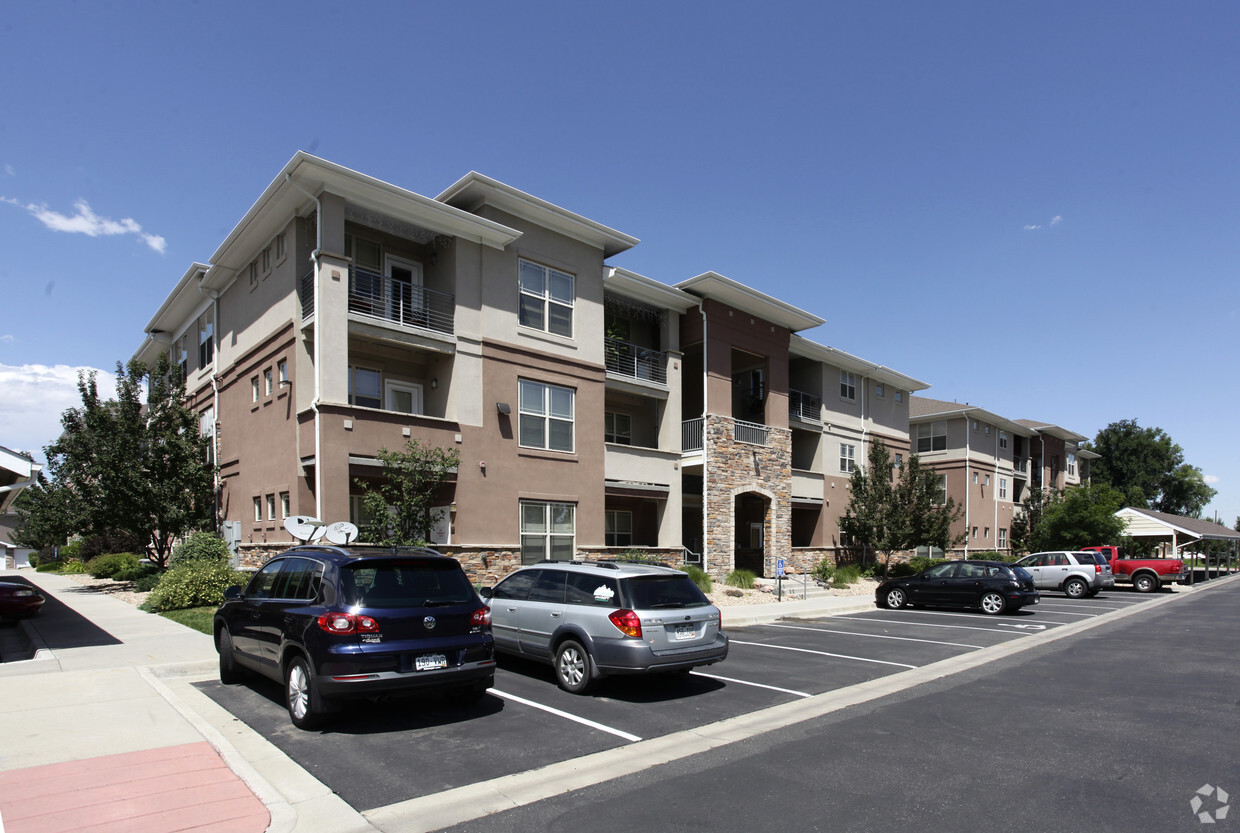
left=490, top=689, right=642, bottom=743
left=844, top=615, right=1044, bottom=634
left=1035, top=602, right=1118, bottom=612
left=765, top=623, right=983, bottom=649
left=730, top=640, right=917, bottom=669
left=1022, top=608, right=1096, bottom=617
left=690, top=671, right=812, bottom=698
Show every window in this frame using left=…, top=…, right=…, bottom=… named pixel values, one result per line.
left=916, top=421, right=948, bottom=453
left=895, top=390, right=903, bottom=403
left=605, top=412, right=631, bottom=445
left=840, top=370, right=856, bottom=400
left=261, top=246, right=271, bottom=274
left=973, top=472, right=978, bottom=485
left=173, top=335, right=189, bottom=379
left=349, top=367, right=381, bottom=408
left=999, top=431, right=1008, bottom=449
left=519, top=379, right=574, bottom=452
left=251, top=376, right=260, bottom=403
left=253, top=496, right=262, bottom=522
left=984, top=527, right=990, bottom=539
left=520, top=501, right=575, bottom=564
left=278, top=359, right=288, bottom=384
left=891, top=453, right=903, bottom=481
left=605, top=510, right=633, bottom=547
left=197, top=311, right=214, bottom=367
left=264, top=368, right=273, bottom=397
left=345, top=234, right=382, bottom=272
left=280, top=492, right=290, bottom=519
left=1068, top=452, right=1077, bottom=476
left=266, top=494, right=276, bottom=521
left=519, top=259, right=574, bottom=338
left=971, top=526, right=978, bottom=539
left=276, top=232, right=287, bottom=261
left=984, top=475, right=991, bottom=487
left=875, top=383, right=885, bottom=398
left=934, top=475, right=947, bottom=505
left=999, top=478, right=1008, bottom=499
left=984, top=424, right=991, bottom=435
left=840, top=443, right=856, bottom=473
left=972, top=420, right=979, bottom=432
left=999, top=528, right=1008, bottom=548
left=385, top=380, right=422, bottom=415
left=200, top=407, right=215, bottom=466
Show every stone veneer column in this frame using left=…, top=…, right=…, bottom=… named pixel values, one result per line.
left=702, top=413, right=793, bottom=580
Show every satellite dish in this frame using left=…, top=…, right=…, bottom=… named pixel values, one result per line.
left=323, top=521, right=359, bottom=545
left=284, top=515, right=326, bottom=543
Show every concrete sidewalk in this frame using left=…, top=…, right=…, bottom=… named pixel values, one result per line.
left=0, top=568, right=873, bottom=833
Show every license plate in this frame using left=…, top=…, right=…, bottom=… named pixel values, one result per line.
left=674, top=624, right=696, bottom=640
left=415, top=654, right=447, bottom=671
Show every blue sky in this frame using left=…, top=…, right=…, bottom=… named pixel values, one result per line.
left=2, top=1, right=1236, bottom=524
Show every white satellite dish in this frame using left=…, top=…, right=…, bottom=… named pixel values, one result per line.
left=323, top=521, right=360, bottom=545
left=284, top=515, right=326, bottom=543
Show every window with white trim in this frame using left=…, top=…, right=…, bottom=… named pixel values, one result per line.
left=251, top=376, right=259, bottom=403
left=253, top=496, right=262, bottom=522
left=840, top=443, right=856, bottom=473
left=917, top=421, right=948, bottom=453
left=278, top=359, right=288, bottom=384
left=520, top=500, right=575, bottom=564
left=840, top=370, right=856, bottom=400
left=519, top=259, right=574, bottom=338
left=519, top=379, right=574, bottom=452
left=280, top=492, right=290, bottom=519
left=998, top=528, right=1008, bottom=548
left=174, top=335, right=189, bottom=379
left=999, top=431, right=1008, bottom=449
left=875, top=383, right=885, bottom=398
left=264, top=368, right=273, bottom=397
left=266, top=494, right=276, bottom=521
left=999, top=477, right=1008, bottom=499
left=984, top=526, right=990, bottom=539
left=605, top=510, right=633, bottom=547
left=895, top=390, right=903, bottom=403
left=197, top=311, right=214, bottom=367
left=200, top=407, right=215, bottom=466
left=1068, top=452, right=1077, bottom=476
left=349, top=367, right=381, bottom=408
left=934, top=474, right=947, bottom=505
left=605, top=412, right=631, bottom=445
left=971, top=526, right=978, bottom=539
left=385, top=380, right=423, bottom=415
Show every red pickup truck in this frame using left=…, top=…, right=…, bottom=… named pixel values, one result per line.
left=1081, top=545, right=1188, bottom=592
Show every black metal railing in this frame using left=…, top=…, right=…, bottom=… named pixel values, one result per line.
left=605, top=338, right=667, bottom=384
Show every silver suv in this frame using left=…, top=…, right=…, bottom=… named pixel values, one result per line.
left=1014, top=551, right=1111, bottom=598
left=480, top=560, right=728, bottom=693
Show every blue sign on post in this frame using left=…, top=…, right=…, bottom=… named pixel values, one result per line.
left=777, top=558, right=785, bottom=577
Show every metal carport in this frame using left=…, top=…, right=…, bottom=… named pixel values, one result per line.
left=1115, top=506, right=1240, bottom=584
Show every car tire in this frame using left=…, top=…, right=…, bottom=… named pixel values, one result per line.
left=217, top=627, right=245, bottom=685
left=1133, top=573, right=1159, bottom=593
left=286, top=655, right=334, bottom=730
left=450, top=681, right=491, bottom=705
left=1064, top=578, right=1088, bottom=599
left=554, top=639, right=596, bottom=694
left=979, top=591, right=1007, bottom=615
left=884, top=588, right=908, bottom=610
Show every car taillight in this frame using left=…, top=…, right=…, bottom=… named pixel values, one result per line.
left=608, top=609, right=643, bottom=638
left=470, top=607, right=491, bottom=628
left=316, top=613, right=380, bottom=634
left=1095, top=564, right=1102, bottom=574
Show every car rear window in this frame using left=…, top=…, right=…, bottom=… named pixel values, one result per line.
left=342, top=560, right=474, bottom=608
left=1011, top=566, right=1033, bottom=581
left=623, top=575, right=711, bottom=609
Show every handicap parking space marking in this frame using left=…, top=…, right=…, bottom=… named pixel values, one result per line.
left=489, top=689, right=642, bottom=743
left=994, top=622, right=1047, bottom=630
left=765, top=622, right=985, bottom=650
left=689, top=671, right=813, bottom=698
left=730, top=639, right=918, bottom=669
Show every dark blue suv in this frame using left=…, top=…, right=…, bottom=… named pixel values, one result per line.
left=214, top=545, right=494, bottom=729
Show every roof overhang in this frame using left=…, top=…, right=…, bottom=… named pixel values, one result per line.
left=133, top=262, right=211, bottom=365
left=204, top=153, right=525, bottom=291
left=1117, top=506, right=1240, bottom=543
left=438, top=171, right=638, bottom=258
left=908, top=399, right=1035, bottom=436
left=0, top=446, right=42, bottom=514
left=1018, top=421, right=1089, bottom=444
left=678, top=272, right=825, bottom=333
left=604, top=267, right=698, bottom=312
left=790, top=334, right=930, bottom=392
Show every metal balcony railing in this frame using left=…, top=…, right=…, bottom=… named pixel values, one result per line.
left=789, top=389, right=821, bottom=423
left=733, top=418, right=770, bottom=446
left=605, top=338, right=667, bottom=384
left=298, top=268, right=455, bottom=335
left=682, top=418, right=703, bottom=452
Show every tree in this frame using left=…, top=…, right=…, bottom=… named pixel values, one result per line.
left=1036, top=483, right=1127, bottom=551
left=13, top=356, right=215, bottom=566
left=840, top=439, right=964, bottom=575
left=1085, top=419, right=1216, bottom=517
left=1010, top=487, right=1053, bottom=555
left=353, top=439, right=461, bottom=546
left=10, top=472, right=75, bottom=551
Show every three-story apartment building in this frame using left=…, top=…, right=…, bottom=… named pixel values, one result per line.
left=135, top=153, right=926, bottom=582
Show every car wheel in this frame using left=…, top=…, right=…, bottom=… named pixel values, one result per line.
left=979, top=591, right=1007, bottom=615
left=286, top=655, right=333, bottom=730
left=450, top=682, right=491, bottom=705
left=554, top=639, right=595, bottom=694
left=217, top=627, right=245, bottom=685
left=1064, top=578, right=1088, bottom=599
left=885, top=588, right=908, bottom=610
left=1133, top=573, right=1158, bottom=593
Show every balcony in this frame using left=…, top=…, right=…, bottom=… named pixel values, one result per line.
left=605, top=338, right=667, bottom=385
left=789, top=389, right=821, bottom=424
left=733, top=418, right=770, bottom=446
left=1012, top=456, right=1029, bottom=478
left=682, top=418, right=703, bottom=452
left=299, top=268, right=455, bottom=335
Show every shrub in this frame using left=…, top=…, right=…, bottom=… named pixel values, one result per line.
left=169, top=532, right=231, bottom=568
left=84, top=552, right=141, bottom=580
left=60, top=539, right=85, bottom=560
left=35, top=560, right=63, bottom=573
left=811, top=558, right=835, bottom=584
left=133, top=572, right=162, bottom=593
left=143, top=560, right=249, bottom=612
left=831, top=565, right=862, bottom=588
left=114, top=561, right=159, bottom=582
left=680, top=565, right=713, bottom=593
left=969, top=550, right=1017, bottom=563
left=725, top=569, right=757, bottom=589
left=888, top=561, right=921, bottom=578
left=59, top=560, right=87, bottom=574
left=27, top=552, right=41, bottom=568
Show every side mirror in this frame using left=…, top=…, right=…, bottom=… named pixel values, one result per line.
left=223, top=585, right=242, bottom=601
left=478, top=586, right=493, bottom=599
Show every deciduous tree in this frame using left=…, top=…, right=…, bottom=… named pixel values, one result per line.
left=1085, top=419, right=1216, bottom=517
left=353, top=439, right=461, bottom=546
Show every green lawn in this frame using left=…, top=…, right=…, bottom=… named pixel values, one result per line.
left=158, top=606, right=215, bottom=635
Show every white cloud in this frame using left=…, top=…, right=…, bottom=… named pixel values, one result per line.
left=0, top=363, right=119, bottom=460
left=1024, top=214, right=1064, bottom=231
left=0, top=335, right=15, bottom=344
left=1205, top=474, right=1221, bottom=485
left=2, top=196, right=166, bottom=254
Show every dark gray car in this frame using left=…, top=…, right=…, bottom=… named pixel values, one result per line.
left=480, top=560, right=728, bottom=693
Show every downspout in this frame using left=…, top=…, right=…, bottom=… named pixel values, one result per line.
left=285, top=172, right=324, bottom=519
left=964, top=414, right=971, bottom=558
left=196, top=284, right=222, bottom=533
left=994, top=423, right=1001, bottom=551
left=698, top=300, right=709, bottom=575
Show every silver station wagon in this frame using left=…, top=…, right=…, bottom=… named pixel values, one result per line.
left=480, top=560, right=728, bottom=693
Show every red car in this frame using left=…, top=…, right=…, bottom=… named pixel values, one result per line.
left=0, top=580, right=45, bottom=619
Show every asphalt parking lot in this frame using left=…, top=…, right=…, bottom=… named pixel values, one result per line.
left=197, top=586, right=1166, bottom=814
